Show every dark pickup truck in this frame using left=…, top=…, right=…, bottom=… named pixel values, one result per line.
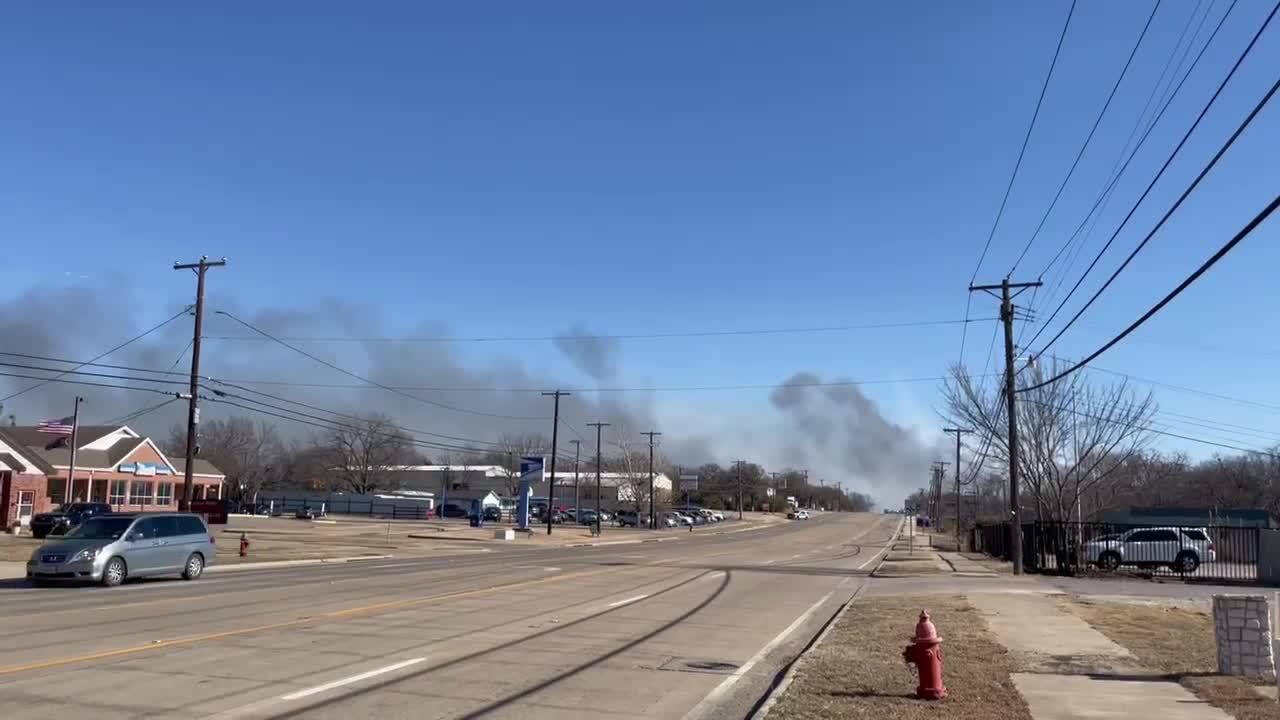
left=29, top=502, right=112, bottom=539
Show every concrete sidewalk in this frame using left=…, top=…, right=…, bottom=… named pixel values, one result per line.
left=970, top=591, right=1234, bottom=719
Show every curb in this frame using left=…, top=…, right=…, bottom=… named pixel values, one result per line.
left=207, top=554, right=394, bottom=573
left=750, top=518, right=903, bottom=719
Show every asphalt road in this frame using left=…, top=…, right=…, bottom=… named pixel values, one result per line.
left=0, top=512, right=900, bottom=720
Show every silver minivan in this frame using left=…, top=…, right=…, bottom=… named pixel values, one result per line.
left=26, top=512, right=216, bottom=587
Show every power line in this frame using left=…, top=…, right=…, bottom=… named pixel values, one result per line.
left=1028, top=53, right=1280, bottom=362
left=959, top=0, right=1078, bottom=364
left=0, top=361, right=189, bottom=387
left=214, top=310, right=547, bottom=421
left=192, top=373, right=995, bottom=394
left=1024, top=0, right=1276, bottom=355
left=202, top=317, right=995, bottom=344
left=0, top=307, right=190, bottom=402
left=103, top=398, right=181, bottom=426
left=1031, top=0, right=1237, bottom=316
left=1008, top=0, right=1163, bottom=274
left=0, top=371, right=181, bottom=397
left=1021, top=193, right=1279, bottom=392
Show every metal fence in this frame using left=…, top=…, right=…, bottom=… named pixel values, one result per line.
left=254, top=495, right=435, bottom=520
left=972, top=521, right=1260, bottom=583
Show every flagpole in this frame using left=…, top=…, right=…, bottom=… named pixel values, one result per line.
left=65, top=397, right=82, bottom=504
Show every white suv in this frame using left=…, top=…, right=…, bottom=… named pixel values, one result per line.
left=1083, top=527, right=1215, bottom=573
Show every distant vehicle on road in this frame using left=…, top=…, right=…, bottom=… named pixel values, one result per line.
left=787, top=510, right=810, bottom=520
left=27, top=513, right=215, bottom=587
left=1083, top=527, right=1215, bottom=572
left=29, top=502, right=111, bottom=539
left=294, top=506, right=321, bottom=520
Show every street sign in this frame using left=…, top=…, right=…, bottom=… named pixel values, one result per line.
left=516, top=456, right=544, bottom=530
left=679, top=473, right=699, bottom=491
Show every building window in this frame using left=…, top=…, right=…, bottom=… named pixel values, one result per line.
left=155, top=483, right=172, bottom=506
left=109, top=481, right=127, bottom=505
left=191, top=485, right=205, bottom=501
left=205, top=484, right=219, bottom=500
left=91, top=481, right=107, bottom=503
left=131, top=481, right=154, bottom=506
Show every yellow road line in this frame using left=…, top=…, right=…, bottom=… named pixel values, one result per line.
left=0, top=565, right=619, bottom=677
left=0, top=520, right=873, bottom=678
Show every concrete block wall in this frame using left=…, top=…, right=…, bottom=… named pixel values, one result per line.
left=1213, top=594, right=1276, bottom=679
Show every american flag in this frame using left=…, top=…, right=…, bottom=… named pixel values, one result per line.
left=37, top=416, right=75, bottom=435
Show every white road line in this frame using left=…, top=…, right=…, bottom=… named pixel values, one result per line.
left=280, top=657, right=426, bottom=701
left=607, top=594, right=651, bottom=608
left=682, top=590, right=836, bottom=720
left=760, top=559, right=777, bottom=566
left=791, top=554, right=802, bottom=559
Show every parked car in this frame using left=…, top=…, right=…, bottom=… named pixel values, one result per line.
left=439, top=503, right=469, bottom=519
left=482, top=506, right=502, bottom=522
left=577, top=509, right=599, bottom=525
left=29, top=502, right=111, bottom=539
left=616, top=510, right=650, bottom=528
left=294, top=506, right=320, bottom=520
left=1083, top=527, right=1216, bottom=572
left=710, top=510, right=724, bottom=522
left=27, top=513, right=215, bottom=587
left=788, top=510, right=810, bottom=520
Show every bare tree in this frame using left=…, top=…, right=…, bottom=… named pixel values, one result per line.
left=462, top=433, right=549, bottom=497
left=167, top=416, right=285, bottom=504
left=942, top=359, right=1156, bottom=522
left=315, top=413, right=416, bottom=495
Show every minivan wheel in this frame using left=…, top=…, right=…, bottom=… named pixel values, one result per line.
left=1174, top=552, right=1200, bottom=573
left=1097, top=552, right=1121, bottom=572
left=102, top=557, right=127, bottom=587
left=183, top=553, right=205, bottom=580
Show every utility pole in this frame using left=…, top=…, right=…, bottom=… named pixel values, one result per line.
left=641, top=431, right=661, bottom=529
left=174, top=255, right=226, bottom=511
left=835, top=481, right=842, bottom=512
left=569, top=439, right=581, bottom=517
left=587, top=422, right=610, bottom=536
left=944, top=427, right=973, bottom=550
left=970, top=277, right=1040, bottom=575
left=65, top=396, right=83, bottom=503
left=734, top=460, right=746, bottom=520
left=541, top=390, right=570, bottom=535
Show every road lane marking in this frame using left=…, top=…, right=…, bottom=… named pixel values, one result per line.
left=760, top=559, right=777, bottom=566
left=0, top=524, right=832, bottom=678
left=682, top=589, right=837, bottom=720
left=606, top=594, right=650, bottom=608
left=280, top=657, right=426, bottom=701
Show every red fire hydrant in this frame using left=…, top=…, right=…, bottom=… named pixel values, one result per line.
left=239, top=532, right=250, bottom=557
left=902, top=610, right=946, bottom=700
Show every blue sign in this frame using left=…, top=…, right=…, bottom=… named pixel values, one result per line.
left=516, top=456, right=544, bottom=530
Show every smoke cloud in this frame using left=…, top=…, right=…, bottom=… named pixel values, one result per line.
left=0, top=283, right=932, bottom=505
left=770, top=372, right=943, bottom=501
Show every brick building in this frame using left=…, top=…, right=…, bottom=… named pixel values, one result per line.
left=0, top=424, right=224, bottom=532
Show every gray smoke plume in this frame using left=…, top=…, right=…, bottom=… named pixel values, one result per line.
left=770, top=372, right=944, bottom=501
left=553, top=323, right=619, bottom=381
left=0, top=282, right=658, bottom=457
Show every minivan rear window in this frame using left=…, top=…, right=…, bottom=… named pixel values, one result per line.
left=178, top=516, right=207, bottom=535
left=1181, top=529, right=1210, bottom=541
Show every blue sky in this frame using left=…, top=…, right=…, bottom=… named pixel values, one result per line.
left=3, top=1, right=1279, bottom=496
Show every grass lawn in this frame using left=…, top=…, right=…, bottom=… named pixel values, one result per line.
left=1064, top=597, right=1280, bottom=720
left=768, top=594, right=1031, bottom=719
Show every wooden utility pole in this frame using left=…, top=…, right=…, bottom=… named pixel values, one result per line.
left=587, top=422, right=610, bottom=536
left=641, top=431, right=661, bottom=529
left=174, top=256, right=226, bottom=511
left=970, top=277, right=1041, bottom=574
left=569, top=439, right=581, bottom=517
left=944, top=427, right=973, bottom=549
left=541, top=390, right=570, bottom=534
left=734, top=460, right=746, bottom=519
